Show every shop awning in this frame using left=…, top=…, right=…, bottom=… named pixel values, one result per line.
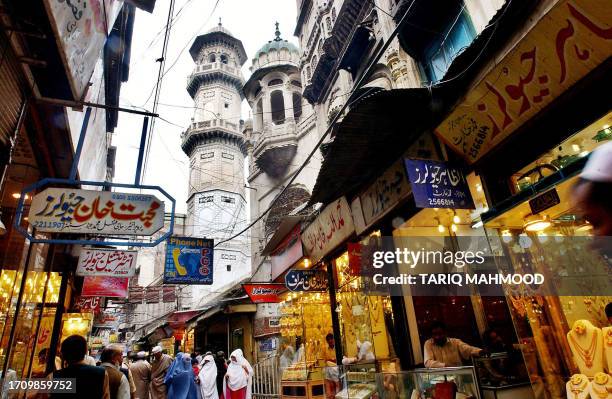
left=310, top=88, right=442, bottom=205
left=261, top=216, right=304, bottom=256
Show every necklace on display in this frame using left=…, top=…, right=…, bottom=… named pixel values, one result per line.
left=606, top=329, right=612, bottom=347
left=369, top=297, right=381, bottom=324
left=569, top=329, right=598, bottom=368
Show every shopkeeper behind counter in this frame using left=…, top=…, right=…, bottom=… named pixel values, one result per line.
left=424, top=321, right=487, bottom=368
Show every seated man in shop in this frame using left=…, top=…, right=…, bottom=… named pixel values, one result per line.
left=423, top=321, right=487, bottom=368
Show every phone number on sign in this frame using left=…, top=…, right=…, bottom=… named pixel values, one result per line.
left=6, top=379, right=76, bottom=393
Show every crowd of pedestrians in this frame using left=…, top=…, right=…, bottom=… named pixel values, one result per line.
left=42, top=335, right=253, bottom=399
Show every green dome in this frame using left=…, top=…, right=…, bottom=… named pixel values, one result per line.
left=256, top=23, right=300, bottom=57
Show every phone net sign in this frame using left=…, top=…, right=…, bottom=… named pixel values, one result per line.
left=164, top=236, right=214, bottom=284
left=28, top=188, right=164, bottom=235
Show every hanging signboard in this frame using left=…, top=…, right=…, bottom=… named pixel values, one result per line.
left=94, top=313, right=120, bottom=329
left=404, top=159, right=475, bottom=209
left=271, top=226, right=303, bottom=281
left=357, top=160, right=411, bottom=233
left=42, top=0, right=124, bottom=100
left=434, top=0, right=611, bottom=163
left=76, top=248, right=138, bottom=277
left=81, top=276, right=129, bottom=298
left=243, top=283, right=286, bottom=303
left=28, top=188, right=164, bottom=236
left=302, top=197, right=355, bottom=264
left=164, top=236, right=214, bottom=284
left=285, top=269, right=329, bottom=292
left=74, top=296, right=102, bottom=314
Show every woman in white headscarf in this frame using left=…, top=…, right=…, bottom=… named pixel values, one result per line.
left=224, top=349, right=252, bottom=399
left=198, top=355, right=218, bottom=399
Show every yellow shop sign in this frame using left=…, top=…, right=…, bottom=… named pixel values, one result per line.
left=435, top=0, right=611, bottom=163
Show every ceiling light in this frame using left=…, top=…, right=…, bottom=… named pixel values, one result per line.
left=451, top=223, right=458, bottom=232
left=437, top=223, right=445, bottom=233
left=501, top=229, right=512, bottom=243
left=523, top=214, right=551, bottom=232
left=453, top=214, right=460, bottom=224
left=471, top=220, right=483, bottom=229
left=571, top=144, right=580, bottom=153
left=475, top=183, right=482, bottom=192
left=579, top=150, right=589, bottom=157
left=604, top=124, right=610, bottom=129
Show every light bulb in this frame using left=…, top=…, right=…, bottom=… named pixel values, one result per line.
left=451, top=224, right=458, bottom=232
left=437, top=224, right=445, bottom=233
left=453, top=214, right=460, bottom=224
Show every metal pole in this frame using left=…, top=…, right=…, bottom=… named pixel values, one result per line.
left=134, top=116, right=150, bottom=185
left=35, top=97, right=158, bottom=117
left=68, top=107, right=92, bottom=181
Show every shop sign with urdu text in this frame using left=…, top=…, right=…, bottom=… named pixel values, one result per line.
left=76, top=248, right=138, bottom=277
left=302, top=197, right=355, bottom=263
left=404, top=159, right=475, bottom=209
left=434, top=0, right=612, bottom=163
left=28, top=188, right=164, bottom=236
left=285, top=269, right=329, bottom=292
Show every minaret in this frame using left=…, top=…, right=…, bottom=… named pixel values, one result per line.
left=181, top=21, right=249, bottom=306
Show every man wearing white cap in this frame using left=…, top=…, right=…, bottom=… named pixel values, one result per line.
left=130, top=351, right=151, bottom=399
left=150, top=346, right=173, bottom=399
left=574, top=141, right=612, bottom=237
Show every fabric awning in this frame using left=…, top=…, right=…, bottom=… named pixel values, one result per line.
left=310, top=88, right=442, bottom=205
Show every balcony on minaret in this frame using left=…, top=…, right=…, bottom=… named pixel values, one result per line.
left=181, top=118, right=247, bottom=157
left=252, top=118, right=298, bottom=178
left=186, top=62, right=245, bottom=99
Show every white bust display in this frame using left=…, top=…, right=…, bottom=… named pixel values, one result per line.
left=588, top=372, right=612, bottom=399
left=567, top=320, right=604, bottom=377
left=566, top=374, right=589, bottom=399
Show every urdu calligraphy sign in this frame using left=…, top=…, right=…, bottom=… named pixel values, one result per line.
left=76, top=248, right=137, bottom=277
left=302, top=197, right=355, bottom=264
left=285, top=269, right=329, bottom=292
left=404, top=159, right=475, bottom=209
left=28, top=188, right=164, bottom=236
left=434, top=0, right=612, bottom=163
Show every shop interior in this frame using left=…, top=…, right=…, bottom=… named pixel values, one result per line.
left=482, top=111, right=612, bottom=399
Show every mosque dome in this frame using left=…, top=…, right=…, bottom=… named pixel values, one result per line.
left=250, top=23, right=300, bottom=73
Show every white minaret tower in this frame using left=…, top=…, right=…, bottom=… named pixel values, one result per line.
left=181, top=20, right=249, bottom=307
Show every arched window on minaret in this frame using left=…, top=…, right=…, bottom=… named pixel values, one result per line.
left=208, top=53, right=216, bottom=63
left=220, top=54, right=228, bottom=64
left=270, top=90, right=285, bottom=125
left=255, top=99, right=263, bottom=130
left=293, top=93, right=302, bottom=120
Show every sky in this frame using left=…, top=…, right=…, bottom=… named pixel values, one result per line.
left=112, top=0, right=298, bottom=214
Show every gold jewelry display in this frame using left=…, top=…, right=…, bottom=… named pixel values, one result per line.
left=591, top=372, right=612, bottom=398
left=568, top=329, right=598, bottom=368
left=569, top=374, right=588, bottom=398
left=606, top=329, right=612, bottom=348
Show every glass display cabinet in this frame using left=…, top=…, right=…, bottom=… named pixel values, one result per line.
left=279, top=291, right=333, bottom=399
left=472, top=354, right=534, bottom=399
left=390, top=367, right=481, bottom=399
left=336, top=363, right=378, bottom=399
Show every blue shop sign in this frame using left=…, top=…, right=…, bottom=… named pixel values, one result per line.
left=164, top=236, right=214, bottom=284
left=404, top=159, right=475, bottom=209
left=285, top=269, right=328, bottom=292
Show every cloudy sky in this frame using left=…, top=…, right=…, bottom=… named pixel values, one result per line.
left=113, top=0, right=298, bottom=214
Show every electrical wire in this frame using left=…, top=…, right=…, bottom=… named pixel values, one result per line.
left=140, top=0, right=176, bottom=185
left=138, top=0, right=222, bottom=109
